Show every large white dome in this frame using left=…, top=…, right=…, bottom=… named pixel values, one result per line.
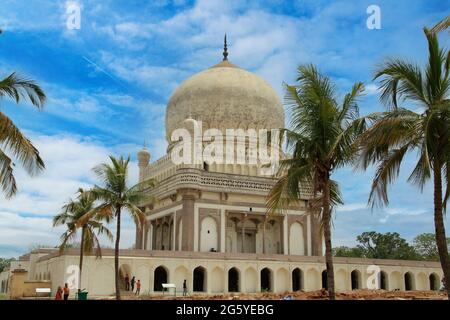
left=165, top=59, right=285, bottom=144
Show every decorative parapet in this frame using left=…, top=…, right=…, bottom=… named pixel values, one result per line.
left=141, top=167, right=312, bottom=200
left=35, top=248, right=442, bottom=268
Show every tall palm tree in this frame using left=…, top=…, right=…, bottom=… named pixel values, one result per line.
left=267, top=64, right=367, bottom=299
left=53, top=188, right=112, bottom=291
left=80, top=156, right=154, bottom=300
left=359, top=28, right=450, bottom=298
left=1, top=29, right=46, bottom=197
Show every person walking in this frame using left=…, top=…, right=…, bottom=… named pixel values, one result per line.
left=135, top=279, right=141, bottom=296
left=125, top=274, right=130, bottom=291
left=183, top=279, right=187, bottom=296
left=63, top=283, right=70, bottom=300
left=131, top=276, right=136, bottom=292
left=55, top=286, right=63, bottom=300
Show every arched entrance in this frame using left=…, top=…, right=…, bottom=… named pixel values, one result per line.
left=404, top=272, right=414, bottom=291
left=228, top=268, right=240, bottom=292
left=260, top=268, right=272, bottom=292
left=154, top=266, right=168, bottom=292
left=429, top=273, right=439, bottom=291
left=351, top=270, right=361, bottom=290
left=322, top=270, right=328, bottom=290
left=193, top=266, right=206, bottom=292
left=292, top=268, right=303, bottom=291
left=380, top=271, right=388, bottom=290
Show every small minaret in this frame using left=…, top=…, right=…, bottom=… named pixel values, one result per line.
left=137, top=144, right=151, bottom=182
left=223, top=34, right=228, bottom=61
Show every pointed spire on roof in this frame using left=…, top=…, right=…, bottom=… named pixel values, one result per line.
left=223, top=34, right=228, bottom=61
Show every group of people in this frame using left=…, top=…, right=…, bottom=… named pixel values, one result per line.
left=124, top=274, right=141, bottom=295
left=55, top=283, right=70, bottom=300
left=54, top=276, right=189, bottom=299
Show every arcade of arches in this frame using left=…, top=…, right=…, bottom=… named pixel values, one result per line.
left=111, top=262, right=443, bottom=295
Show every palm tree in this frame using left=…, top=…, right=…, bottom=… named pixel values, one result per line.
left=53, top=188, right=112, bottom=292
left=267, top=64, right=367, bottom=299
left=81, top=156, right=154, bottom=300
left=0, top=29, right=46, bottom=197
left=359, top=28, right=450, bottom=298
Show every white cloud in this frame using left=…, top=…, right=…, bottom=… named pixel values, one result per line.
left=336, top=203, right=367, bottom=212
left=365, top=84, right=379, bottom=96
left=0, top=133, right=140, bottom=257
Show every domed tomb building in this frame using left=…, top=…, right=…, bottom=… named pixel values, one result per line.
left=135, top=40, right=316, bottom=258
left=1, top=38, right=443, bottom=298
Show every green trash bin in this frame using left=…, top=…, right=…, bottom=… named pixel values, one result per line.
left=77, top=290, right=88, bottom=300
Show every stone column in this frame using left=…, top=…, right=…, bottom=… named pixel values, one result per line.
left=143, top=225, right=148, bottom=250
left=172, top=212, right=177, bottom=251
left=283, top=215, right=288, bottom=254
left=160, top=219, right=164, bottom=250
left=220, top=209, right=226, bottom=252
left=135, top=222, right=143, bottom=249
left=224, top=269, right=228, bottom=293
left=262, top=220, right=266, bottom=254
left=241, top=214, right=246, bottom=253
left=149, top=222, right=153, bottom=250
left=180, top=189, right=197, bottom=251
left=311, top=213, right=322, bottom=256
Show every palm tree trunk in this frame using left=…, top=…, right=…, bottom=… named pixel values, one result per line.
left=78, top=226, right=85, bottom=292
left=115, top=206, right=122, bottom=300
left=323, top=176, right=336, bottom=300
left=433, top=165, right=450, bottom=299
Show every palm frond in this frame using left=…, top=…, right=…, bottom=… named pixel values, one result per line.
left=374, top=59, right=426, bottom=109
left=430, top=15, right=450, bottom=34
left=0, top=72, right=46, bottom=108
left=368, top=145, right=410, bottom=208
left=0, top=111, right=45, bottom=177
left=0, top=149, right=16, bottom=198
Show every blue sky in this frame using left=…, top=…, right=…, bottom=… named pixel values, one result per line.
left=0, top=0, right=449, bottom=257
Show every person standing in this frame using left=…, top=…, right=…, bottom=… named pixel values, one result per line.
left=63, top=283, right=70, bottom=300
left=135, top=280, right=141, bottom=296
left=183, top=279, right=187, bottom=296
left=131, top=276, right=136, bottom=292
left=125, top=274, right=130, bottom=291
left=55, top=286, right=63, bottom=300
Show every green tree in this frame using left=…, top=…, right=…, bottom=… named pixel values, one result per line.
left=332, top=246, right=365, bottom=258
left=413, top=233, right=450, bottom=261
left=267, top=64, right=367, bottom=300
left=359, top=28, right=450, bottom=298
left=0, top=30, right=46, bottom=197
left=53, top=188, right=112, bottom=291
left=81, top=156, right=154, bottom=300
left=0, top=258, right=15, bottom=273
left=356, top=231, right=420, bottom=260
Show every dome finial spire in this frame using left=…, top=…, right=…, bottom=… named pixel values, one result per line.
left=223, top=34, right=228, bottom=61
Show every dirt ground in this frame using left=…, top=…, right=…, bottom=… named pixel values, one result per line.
left=132, top=289, right=448, bottom=300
